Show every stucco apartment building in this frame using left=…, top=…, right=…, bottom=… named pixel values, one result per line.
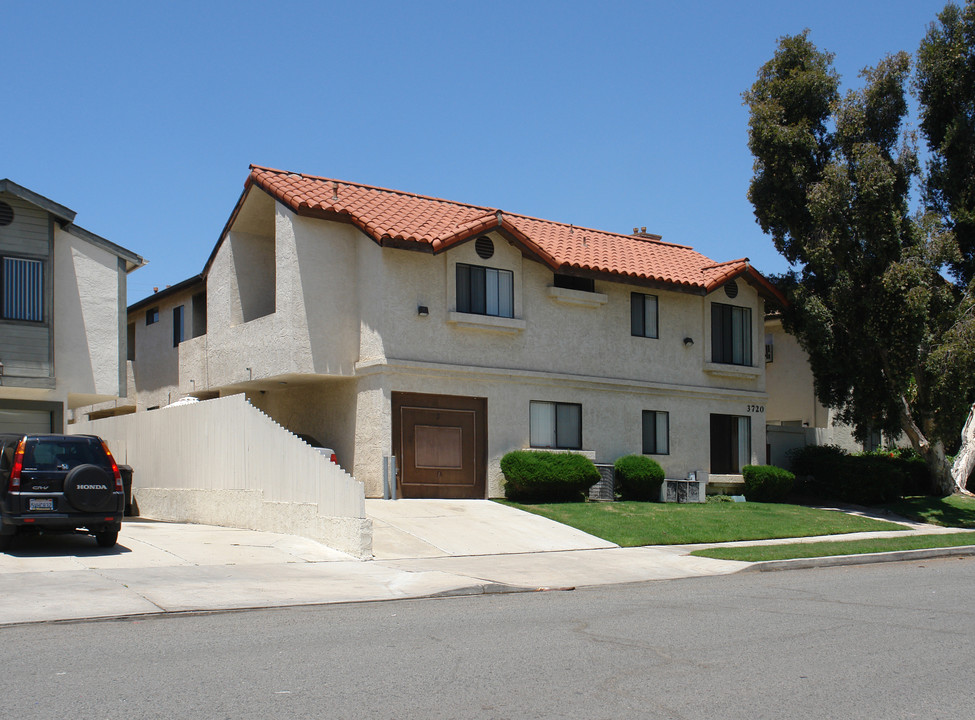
left=99, top=166, right=784, bottom=498
left=0, top=180, right=143, bottom=434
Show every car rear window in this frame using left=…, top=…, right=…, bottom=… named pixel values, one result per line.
left=22, top=438, right=110, bottom=471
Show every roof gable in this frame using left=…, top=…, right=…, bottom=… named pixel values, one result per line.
left=0, top=179, right=145, bottom=272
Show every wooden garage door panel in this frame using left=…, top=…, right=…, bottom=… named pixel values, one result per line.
left=392, top=393, right=486, bottom=499
left=414, top=424, right=464, bottom=469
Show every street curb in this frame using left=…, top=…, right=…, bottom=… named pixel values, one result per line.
left=0, top=583, right=579, bottom=628
left=426, top=582, right=577, bottom=598
left=742, top=544, right=975, bottom=572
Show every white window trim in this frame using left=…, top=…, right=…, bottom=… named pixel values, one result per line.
left=447, top=311, right=526, bottom=334
left=546, top=286, right=608, bottom=308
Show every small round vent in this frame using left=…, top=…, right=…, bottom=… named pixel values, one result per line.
left=475, top=235, right=494, bottom=259
left=724, top=281, right=739, bottom=299
left=0, top=201, right=13, bottom=227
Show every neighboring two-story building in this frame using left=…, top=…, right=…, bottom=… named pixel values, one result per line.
left=98, top=165, right=785, bottom=498
left=0, top=180, right=143, bottom=434
left=764, top=316, right=901, bottom=467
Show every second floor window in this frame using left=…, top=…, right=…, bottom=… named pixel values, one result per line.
left=2, top=256, right=43, bottom=322
left=173, top=305, right=184, bottom=347
left=711, top=302, right=752, bottom=366
left=631, top=292, right=658, bottom=338
left=456, top=263, right=513, bottom=318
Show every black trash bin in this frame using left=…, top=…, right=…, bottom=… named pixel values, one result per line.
left=118, top=464, right=134, bottom=516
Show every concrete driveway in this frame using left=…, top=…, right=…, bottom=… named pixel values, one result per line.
left=366, top=498, right=617, bottom=559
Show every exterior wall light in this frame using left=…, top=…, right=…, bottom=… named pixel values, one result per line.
left=417, top=305, right=429, bottom=316
left=683, top=337, right=694, bottom=347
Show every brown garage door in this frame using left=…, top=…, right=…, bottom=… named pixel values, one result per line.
left=392, top=392, right=486, bottom=499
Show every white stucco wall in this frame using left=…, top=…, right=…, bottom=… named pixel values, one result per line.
left=54, top=226, right=124, bottom=407
left=765, top=318, right=823, bottom=427
left=352, top=232, right=765, bottom=395
left=349, top=360, right=766, bottom=497
left=127, top=286, right=198, bottom=410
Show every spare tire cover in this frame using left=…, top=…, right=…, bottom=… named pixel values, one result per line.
left=63, top=465, right=115, bottom=512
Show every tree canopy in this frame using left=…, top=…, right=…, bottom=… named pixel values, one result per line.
left=916, top=1, right=975, bottom=286
left=744, top=7, right=975, bottom=495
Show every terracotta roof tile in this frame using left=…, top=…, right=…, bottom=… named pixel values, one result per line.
left=245, top=165, right=784, bottom=303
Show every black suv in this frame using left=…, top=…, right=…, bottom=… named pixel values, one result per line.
left=0, top=434, right=125, bottom=551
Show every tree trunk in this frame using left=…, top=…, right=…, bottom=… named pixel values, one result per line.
left=926, top=439, right=957, bottom=497
left=952, top=403, right=975, bottom=495
left=894, top=393, right=956, bottom=496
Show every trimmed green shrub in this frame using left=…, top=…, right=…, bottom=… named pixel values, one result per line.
left=786, top=444, right=847, bottom=477
left=786, top=444, right=908, bottom=505
left=742, top=465, right=795, bottom=502
left=614, top=455, right=665, bottom=501
left=858, top=449, right=928, bottom=495
left=501, top=450, right=600, bottom=503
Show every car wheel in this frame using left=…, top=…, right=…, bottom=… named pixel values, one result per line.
left=63, top=464, right=115, bottom=512
left=94, top=531, right=118, bottom=548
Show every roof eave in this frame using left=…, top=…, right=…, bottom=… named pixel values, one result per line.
left=0, top=179, right=76, bottom=224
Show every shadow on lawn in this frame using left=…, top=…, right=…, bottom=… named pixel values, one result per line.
left=884, top=496, right=975, bottom=529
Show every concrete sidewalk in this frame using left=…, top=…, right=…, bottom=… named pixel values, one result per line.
left=2, top=501, right=974, bottom=626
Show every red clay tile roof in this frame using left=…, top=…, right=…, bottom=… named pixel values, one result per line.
left=244, top=165, right=784, bottom=303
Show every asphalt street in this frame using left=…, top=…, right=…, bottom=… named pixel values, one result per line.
left=4, top=556, right=973, bottom=720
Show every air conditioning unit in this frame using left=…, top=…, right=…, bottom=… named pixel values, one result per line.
left=660, top=472, right=707, bottom=503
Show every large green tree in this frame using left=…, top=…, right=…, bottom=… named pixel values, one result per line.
left=744, top=27, right=975, bottom=496
left=916, top=0, right=975, bottom=286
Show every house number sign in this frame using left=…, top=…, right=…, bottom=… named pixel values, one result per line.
left=746, top=404, right=765, bottom=413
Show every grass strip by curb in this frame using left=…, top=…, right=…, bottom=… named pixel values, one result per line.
left=690, top=532, right=975, bottom=562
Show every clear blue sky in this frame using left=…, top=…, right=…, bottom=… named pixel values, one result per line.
left=2, top=0, right=951, bottom=304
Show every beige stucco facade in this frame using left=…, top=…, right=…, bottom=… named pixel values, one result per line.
left=107, top=185, right=775, bottom=497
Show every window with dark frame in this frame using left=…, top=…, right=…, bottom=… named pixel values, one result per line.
left=173, top=305, right=184, bottom=347
left=642, top=410, right=669, bottom=454
left=456, top=263, right=514, bottom=318
left=529, top=401, right=582, bottom=450
left=553, top=274, right=595, bottom=293
left=711, top=302, right=752, bottom=365
left=146, top=307, right=159, bottom=325
left=630, top=292, right=658, bottom=338
left=1, top=256, right=43, bottom=322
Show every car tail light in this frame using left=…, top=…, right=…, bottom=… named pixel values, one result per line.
left=330, top=453, right=337, bottom=464
left=101, top=441, right=124, bottom=493
left=9, top=439, right=25, bottom=491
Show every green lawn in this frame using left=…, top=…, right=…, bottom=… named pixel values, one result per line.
left=880, top=495, right=975, bottom=529
left=691, top=532, right=975, bottom=562
left=498, top=499, right=906, bottom=546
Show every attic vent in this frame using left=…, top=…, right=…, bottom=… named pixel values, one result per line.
left=723, top=281, right=739, bottom=299
left=475, top=235, right=494, bottom=259
left=0, top=201, right=13, bottom=227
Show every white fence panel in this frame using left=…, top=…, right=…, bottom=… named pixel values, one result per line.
left=71, top=394, right=369, bottom=556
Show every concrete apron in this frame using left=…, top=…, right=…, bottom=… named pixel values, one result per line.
left=365, top=499, right=618, bottom=559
